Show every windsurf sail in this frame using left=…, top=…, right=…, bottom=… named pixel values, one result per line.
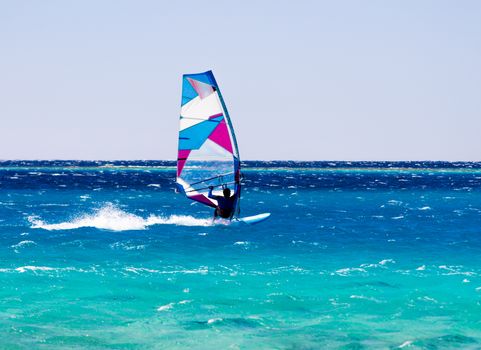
left=176, top=71, right=241, bottom=217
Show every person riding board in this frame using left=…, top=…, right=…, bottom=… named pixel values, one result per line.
left=208, top=186, right=236, bottom=220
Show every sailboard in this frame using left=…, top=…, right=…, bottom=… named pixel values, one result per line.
left=175, top=70, right=269, bottom=225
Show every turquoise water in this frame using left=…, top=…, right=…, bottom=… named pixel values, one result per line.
left=1, top=161, right=481, bottom=349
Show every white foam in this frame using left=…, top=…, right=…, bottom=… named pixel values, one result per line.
left=15, top=266, right=55, bottom=273
left=360, top=259, right=396, bottom=270
left=418, top=296, right=437, bottom=303
left=125, top=266, right=208, bottom=275
left=438, top=265, right=474, bottom=276
left=157, top=299, right=192, bottom=311
left=398, top=340, right=413, bottom=348
left=148, top=214, right=212, bottom=227
left=207, top=317, right=223, bottom=324
left=29, top=203, right=213, bottom=231
left=125, top=267, right=159, bottom=274
left=334, top=267, right=367, bottom=276
left=0, top=266, right=91, bottom=274
left=157, top=303, right=174, bottom=311
left=379, top=259, right=395, bottom=266
left=110, top=242, right=146, bottom=251
left=11, top=240, right=36, bottom=249
left=418, top=206, right=432, bottom=211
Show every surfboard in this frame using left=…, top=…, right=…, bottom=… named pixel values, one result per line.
left=235, top=213, right=271, bottom=225
left=213, top=213, right=271, bottom=226
left=175, top=70, right=270, bottom=224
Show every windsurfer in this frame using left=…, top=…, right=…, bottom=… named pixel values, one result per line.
left=208, top=186, right=236, bottom=220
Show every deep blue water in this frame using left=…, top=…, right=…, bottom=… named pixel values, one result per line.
left=1, top=161, right=481, bottom=349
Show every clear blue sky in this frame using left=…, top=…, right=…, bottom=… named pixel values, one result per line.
left=1, top=1, right=480, bottom=160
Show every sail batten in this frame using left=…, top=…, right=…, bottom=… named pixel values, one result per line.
left=176, top=71, right=241, bottom=214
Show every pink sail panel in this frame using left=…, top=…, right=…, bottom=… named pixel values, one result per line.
left=187, top=78, right=215, bottom=99
left=189, top=194, right=216, bottom=208
left=208, top=119, right=233, bottom=153
left=177, top=149, right=191, bottom=177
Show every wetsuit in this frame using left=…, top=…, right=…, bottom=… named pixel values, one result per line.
left=208, top=188, right=236, bottom=219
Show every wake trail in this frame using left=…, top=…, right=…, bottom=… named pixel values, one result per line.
left=28, top=203, right=213, bottom=231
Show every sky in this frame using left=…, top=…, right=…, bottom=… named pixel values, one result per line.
left=1, top=1, right=480, bottom=161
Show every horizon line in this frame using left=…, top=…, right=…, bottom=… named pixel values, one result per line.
left=1, top=159, right=481, bottom=163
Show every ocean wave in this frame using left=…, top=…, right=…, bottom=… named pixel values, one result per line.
left=0, top=265, right=84, bottom=274
left=124, top=266, right=208, bottom=275
left=157, top=300, right=192, bottom=312
left=186, top=316, right=263, bottom=329
left=438, top=265, right=475, bottom=276
left=334, top=267, right=367, bottom=276
left=28, top=203, right=213, bottom=231
left=16, top=266, right=55, bottom=273
left=418, top=206, right=432, bottom=211
left=398, top=340, right=413, bottom=348
left=417, top=296, right=438, bottom=303
left=157, top=303, right=175, bottom=311
left=11, top=240, right=36, bottom=250
left=110, top=242, right=146, bottom=251
left=360, top=259, right=396, bottom=269
left=207, top=317, right=223, bottom=324
left=349, top=295, right=385, bottom=303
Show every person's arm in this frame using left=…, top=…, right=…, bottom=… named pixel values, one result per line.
left=208, top=186, right=218, bottom=200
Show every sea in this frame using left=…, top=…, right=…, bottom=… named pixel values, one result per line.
left=1, top=160, right=481, bottom=349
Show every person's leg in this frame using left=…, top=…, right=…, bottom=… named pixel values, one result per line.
left=220, top=210, right=231, bottom=219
